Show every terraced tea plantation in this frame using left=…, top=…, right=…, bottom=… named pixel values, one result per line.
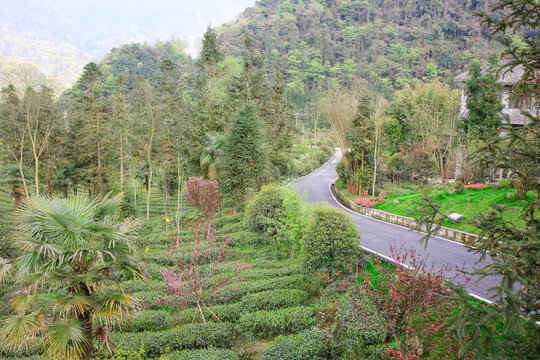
left=0, top=205, right=391, bottom=360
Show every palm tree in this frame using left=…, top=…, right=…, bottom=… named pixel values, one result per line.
left=199, top=132, right=226, bottom=180
left=0, top=193, right=143, bottom=359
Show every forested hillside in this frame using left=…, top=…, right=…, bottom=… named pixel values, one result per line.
left=220, top=0, right=499, bottom=100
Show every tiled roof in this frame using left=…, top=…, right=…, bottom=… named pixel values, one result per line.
left=454, top=64, right=526, bottom=85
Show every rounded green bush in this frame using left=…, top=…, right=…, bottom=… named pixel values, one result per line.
left=244, top=184, right=286, bottom=234
left=261, top=328, right=330, bottom=360
left=302, top=206, right=362, bottom=271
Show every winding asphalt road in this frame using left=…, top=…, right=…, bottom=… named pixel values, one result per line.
left=291, top=151, right=498, bottom=302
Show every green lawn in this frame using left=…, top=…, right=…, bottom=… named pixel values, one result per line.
left=372, top=187, right=535, bottom=234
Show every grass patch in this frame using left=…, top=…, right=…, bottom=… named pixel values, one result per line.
left=344, top=186, right=535, bottom=234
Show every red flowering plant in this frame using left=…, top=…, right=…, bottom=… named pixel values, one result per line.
left=464, top=183, right=488, bottom=190
left=334, top=246, right=472, bottom=359
left=160, top=220, right=246, bottom=322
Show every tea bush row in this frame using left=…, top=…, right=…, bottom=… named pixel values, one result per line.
left=217, top=274, right=306, bottom=301
left=261, top=328, right=330, bottom=360
left=159, top=348, right=239, bottom=360
left=112, top=322, right=236, bottom=358
left=238, top=306, right=316, bottom=339
left=129, top=289, right=309, bottom=331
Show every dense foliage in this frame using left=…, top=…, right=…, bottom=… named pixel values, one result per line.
left=302, top=206, right=362, bottom=272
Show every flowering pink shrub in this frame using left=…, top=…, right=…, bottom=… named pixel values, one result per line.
left=161, top=220, right=246, bottom=322
left=355, top=198, right=378, bottom=207
left=464, top=183, right=488, bottom=189
left=333, top=246, right=471, bottom=359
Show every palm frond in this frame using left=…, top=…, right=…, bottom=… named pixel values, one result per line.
left=44, top=318, right=91, bottom=360
left=93, top=192, right=123, bottom=219
left=10, top=290, right=36, bottom=315
left=0, top=258, right=15, bottom=283
left=53, top=292, right=94, bottom=319
left=92, top=291, right=140, bottom=327
left=0, top=311, right=46, bottom=352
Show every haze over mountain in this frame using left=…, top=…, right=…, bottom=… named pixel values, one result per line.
left=0, top=0, right=256, bottom=88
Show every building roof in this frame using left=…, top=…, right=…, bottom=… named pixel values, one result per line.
left=502, top=108, right=531, bottom=126
left=454, top=64, right=525, bottom=86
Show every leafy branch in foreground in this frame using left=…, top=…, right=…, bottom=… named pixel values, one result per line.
left=413, top=1, right=539, bottom=355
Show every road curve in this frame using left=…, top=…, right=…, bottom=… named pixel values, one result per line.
left=291, top=151, right=498, bottom=301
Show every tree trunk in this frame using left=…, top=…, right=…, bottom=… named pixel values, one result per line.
left=176, top=156, right=182, bottom=236
left=33, top=153, right=39, bottom=196
left=372, top=127, right=379, bottom=197
left=120, top=134, right=124, bottom=193
left=146, top=169, right=153, bottom=222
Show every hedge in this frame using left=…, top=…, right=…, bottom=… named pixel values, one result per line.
left=217, top=274, right=306, bottom=301
left=261, top=328, right=330, bottom=360
left=124, top=280, right=166, bottom=293
left=212, top=212, right=244, bottom=229
left=174, top=303, right=244, bottom=324
left=238, top=306, right=316, bottom=339
left=241, top=289, right=307, bottom=312
left=159, top=348, right=239, bottom=360
left=228, top=230, right=271, bottom=246
left=113, top=323, right=236, bottom=358
left=124, top=310, right=172, bottom=332
left=133, top=291, right=169, bottom=310
left=245, top=265, right=301, bottom=281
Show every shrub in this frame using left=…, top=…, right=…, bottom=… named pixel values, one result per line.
left=112, top=323, right=236, bottom=358
left=334, top=295, right=387, bottom=358
left=302, top=206, right=362, bottom=272
left=228, top=230, right=271, bottom=246
left=244, top=184, right=285, bottom=235
left=160, top=348, right=239, bottom=360
left=492, top=178, right=512, bottom=189
left=212, top=212, right=244, bottom=229
left=125, top=310, right=172, bottom=332
left=162, top=222, right=246, bottom=318
left=238, top=306, right=316, bottom=339
left=241, top=289, right=307, bottom=312
left=449, top=181, right=464, bottom=193
left=185, top=176, right=220, bottom=223
left=261, top=328, right=330, bottom=360
left=134, top=291, right=169, bottom=310
left=245, top=265, right=301, bottom=281
left=217, top=274, right=306, bottom=301
left=173, top=303, right=244, bottom=324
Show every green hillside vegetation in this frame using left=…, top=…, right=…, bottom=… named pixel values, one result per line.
left=220, top=0, right=499, bottom=99
left=0, top=24, right=92, bottom=88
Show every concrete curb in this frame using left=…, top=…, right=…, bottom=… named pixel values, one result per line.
left=332, top=183, right=481, bottom=247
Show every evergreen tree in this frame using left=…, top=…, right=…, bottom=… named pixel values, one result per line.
left=197, top=26, right=222, bottom=85
left=261, top=66, right=295, bottom=176
left=460, top=58, right=503, bottom=138
left=222, top=103, right=266, bottom=204
left=68, top=62, right=109, bottom=195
